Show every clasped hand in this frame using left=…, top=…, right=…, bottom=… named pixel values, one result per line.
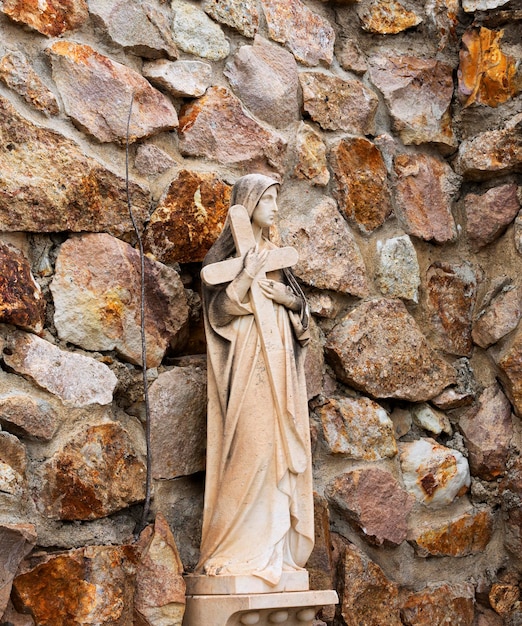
left=243, top=246, right=295, bottom=308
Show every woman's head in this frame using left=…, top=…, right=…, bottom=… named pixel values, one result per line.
left=230, top=174, right=280, bottom=218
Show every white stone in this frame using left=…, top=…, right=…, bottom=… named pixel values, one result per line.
left=375, top=235, right=420, bottom=302
left=171, top=0, right=230, bottom=60
left=400, top=438, right=470, bottom=508
left=143, top=59, right=212, bottom=97
left=462, top=0, right=510, bottom=10
left=412, top=403, right=452, bottom=436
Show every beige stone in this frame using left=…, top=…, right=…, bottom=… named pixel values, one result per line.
left=375, top=235, right=420, bottom=302
left=0, top=523, right=36, bottom=616
left=178, top=87, right=286, bottom=173
left=261, top=0, right=335, bottom=66
left=202, top=0, right=259, bottom=38
left=276, top=197, right=369, bottom=297
left=48, top=41, right=178, bottom=144
left=171, top=0, right=230, bottom=60
left=300, top=72, right=378, bottom=134
left=325, top=299, right=456, bottom=401
left=294, top=122, right=329, bottom=186
left=143, top=59, right=211, bottom=97
left=472, top=281, right=521, bottom=348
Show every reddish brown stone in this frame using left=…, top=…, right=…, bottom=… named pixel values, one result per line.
left=326, top=468, right=413, bottom=546
left=0, top=52, right=59, bottom=115
left=473, top=282, right=521, bottom=348
left=426, top=262, right=477, bottom=357
left=261, top=0, right=335, bottom=66
left=300, top=72, right=378, bottom=135
left=401, top=583, right=475, bottom=625
left=500, top=458, right=522, bottom=556
left=0, top=242, right=45, bottom=334
left=330, top=137, right=392, bottom=233
left=358, top=0, right=422, bottom=34
left=39, top=422, right=146, bottom=520
left=494, top=327, right=522, bottom=417
left=325, top=299, right=456, bottom=401
left=409, top=509, right=494, bottom=557
left=458, top=27, right=520, bottom=108
left=0, top=95, right=149, bottom=238
left=0, top=524, right=37, bottom=616
left=465, top=184, right=520, bottom=249
left=178, top=87, right=286, bottom=173
left=337, top=539, right=402, bottom=625
left=459, top=385, right=513, bottom=480
left=0, top=0, right=88, bottom=36
left=307, top=495, right=335, bottom=597
left=12, top=546, right=137, bottom=626
left=144, top=170, right=231, bottom=264
left=394, top=153, right=459, bottom=243
left=48, top=41, right=178, bottom=144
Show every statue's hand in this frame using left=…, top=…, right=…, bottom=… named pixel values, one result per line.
left=244, top=246, right=268, bottom=277
left=259, top=279, right=297, bottom=308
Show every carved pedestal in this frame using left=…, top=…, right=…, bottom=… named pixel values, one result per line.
left=182, top=574, right=338, bottom=626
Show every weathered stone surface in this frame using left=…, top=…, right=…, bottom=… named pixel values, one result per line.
left=0, top=52, right=59, bottom=115
left=399, top=438, right=471, bottom=507
left=276, top=197, right=369, bottom=297
left=0, top=95, right=149, bottom=238
left=2, top=329, right=117, bottom=407
left=401, top=583, right=475, bottom=625
left=409, top=508, right=493, bottom=557
left=458, top=27, right=520, bottom=108
left=489, top=584, right=520, bottom=617
left=88, top=0, right=178, bottom=59
left=500, top=457, right=522, bottom=556
left=300, top=72, right=378, bottom=135
left=294, top=122, right=329, bottom=186
left=38, top=421, right=146, bottom=520
left=0, top=371, right=59, bottom=441
left=178, top=87, right=286, bottom=173
left=426, top=262, right=477, bottom=357
left=50, top=233, right=189, bottom=367
left=304, top=317, right=325, bottom=400
left=12, top=545, right=137, bottom=625
left=412, top=403, right=452, bottom=436
left=390, top=407, right=412, bottom=438
left=135, top=513, right=185, bottom=626
left=307, top=495, right=335, bottom=597
left=336, top=39, right=367, bottom=75
left=431, top=357, right=476, bottom=409
left=317, top=396, right=397, bottom=460
left=202, top=0, right=259, bottom=38
left=375, top=235, right=420, bottom=302
left=48, top=42, right=178, bottom=144
left=0, top=0, right=88, bottom=36
left=473, top=281, right=521, bottom=348
left=0, top=242, right=45, bottom=334
left=171, top=0, right=230, bottom=61
left=1, top=600, right=35, bottom=625
left=493, top=326, right=522, bottom=417
left=306, top=291, right=346, bottom=320
left=147, top=366, right=206, bottom=479
left=326, top=468, right=413, bottom=545
left=134, top=144, right=176, bottom=176
left=425, top=0, right=459, bottom=51
left=330, top=137, right=392, bottom=233
left=358, top=0, right=422, bottom=34
left=454, top=121, right=522, bottom=180
left=459, top=385, right=513, bottom=480
left=465, top=183, right=520, bottom=250
left=336, top=538, right=402, bottom=625
left=0, top=523, right=36, bottom=616
left=368, top=56, right=456, bottom=150
left=143, top=59, right=211, bottom=97
left=144, top=170, right=231, bottom=264
left=261, top=0, right=335, bottom=66
left=325, top=299, right=456, bottom=401
left=462, top=0, right=510, bottom=9
left=0, top=431, right=26, bottom=498
left=394, top=153, right=459, bottom=243
left=224, top=36, right=299, bottom=128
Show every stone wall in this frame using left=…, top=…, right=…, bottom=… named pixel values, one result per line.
left=0, top=0, right=521, bottom=624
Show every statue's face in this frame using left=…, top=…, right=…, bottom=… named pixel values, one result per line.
left=252, top=185, right=278, bottom=229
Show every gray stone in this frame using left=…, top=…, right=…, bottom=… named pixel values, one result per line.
left=375, top=235, right=420, bottom=302
left=224, top=36, right=299, bottom=129
left=2, top=329, right=117, bottom=407
left=143, top=59, right=212, bottom=97
left=172, top=0, right=230, bottom=60
left=202, top=0, right=259, bottom=38
left=135, top=144, right=176, bottom=176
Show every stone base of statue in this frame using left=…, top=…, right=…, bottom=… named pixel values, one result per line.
left=182, top=574, right=338, bottom=626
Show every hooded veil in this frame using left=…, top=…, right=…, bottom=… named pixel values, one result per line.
left=196, top=174, right=314, bottom=585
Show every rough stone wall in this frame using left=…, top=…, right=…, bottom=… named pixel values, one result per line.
left=0, top=0, right=521, bottom=624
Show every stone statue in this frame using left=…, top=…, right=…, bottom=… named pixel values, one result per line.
left=196, top=173, right=314, bottom=587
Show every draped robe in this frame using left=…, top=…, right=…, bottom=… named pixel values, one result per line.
left=196, top=175, right=314, bottom=586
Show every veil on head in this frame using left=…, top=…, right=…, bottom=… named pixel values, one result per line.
left=203, top=174, right=280, bottom=267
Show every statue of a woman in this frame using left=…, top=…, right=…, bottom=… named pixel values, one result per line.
left=196, top=174, right=314, bottom=586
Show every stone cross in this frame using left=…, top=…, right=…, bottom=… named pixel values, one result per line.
left=201, top=204, right=298, bottom=413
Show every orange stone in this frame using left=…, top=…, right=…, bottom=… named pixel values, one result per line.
left=489, top=583, right=520, bottom=616
left=458, top=27, right=519, bottom=108
left=144, top=170, right=231, bottom=264
left=0, top=0, right=88, bottom=37
left=401, top=583, right=475, bottom=625
left=358, top=0, right=422, bottom=34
